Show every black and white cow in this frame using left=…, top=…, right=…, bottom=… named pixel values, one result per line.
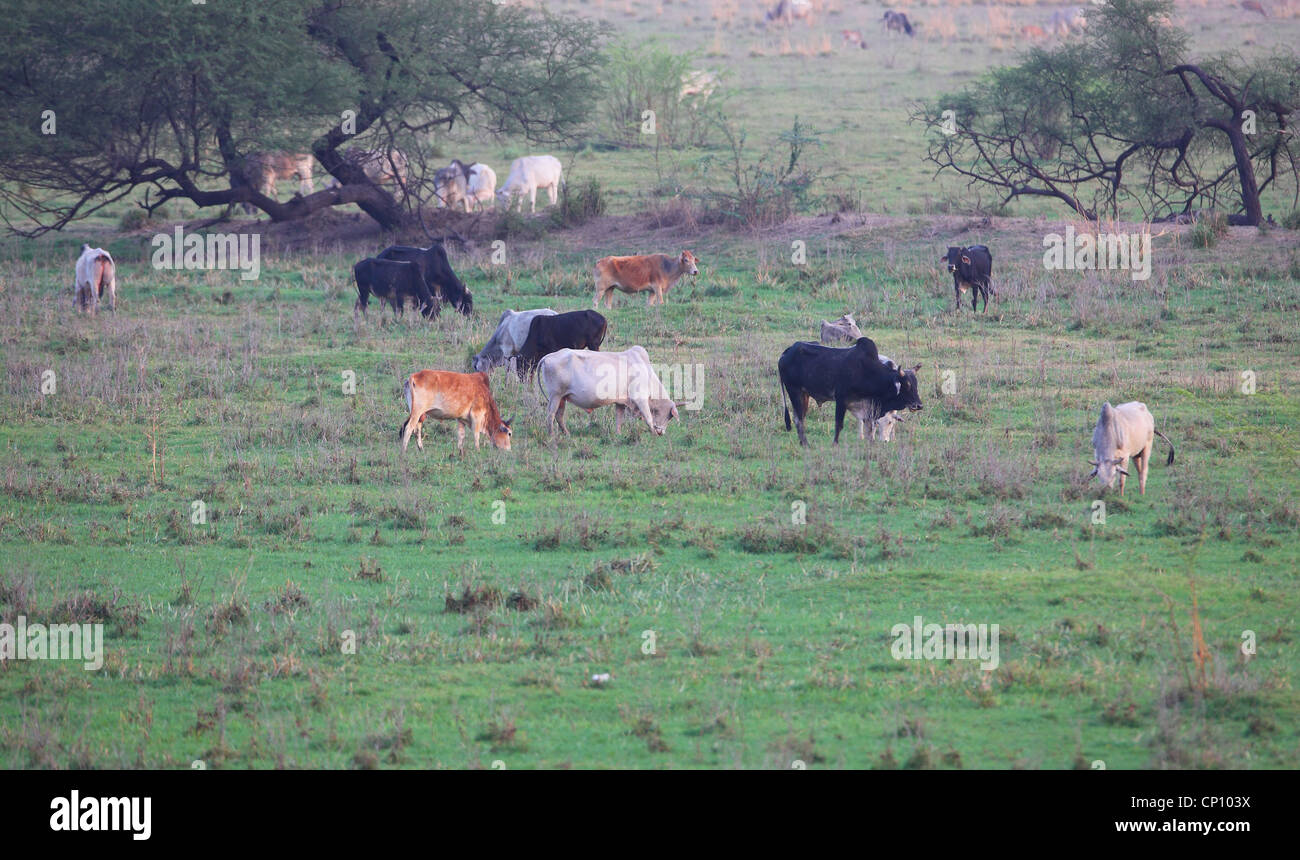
left=942, top=245, right=993, bottom=312
left=377, top=243, right=473, bottom=316
left=515, top=310, right=608, bottom=378
left=778, top=337, right=922, bottom=446
left=354, top=257, right=437, bottom=318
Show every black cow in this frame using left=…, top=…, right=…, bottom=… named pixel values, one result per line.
left=515, top=310, right=608, bottom=378
left=778, top=337, right=922, bottom=446
left=354, top=258, right=437, bottom=319
left=942, top=245, right=993, bottom=312
left=377, top=243, right=473, bottom=316
left=883, top=10, right=914, bottom=36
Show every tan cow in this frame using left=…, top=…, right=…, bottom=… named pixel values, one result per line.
left=593, top=251, right=700, bottom=308
left=1089, top=401, right=1175, bottom=495
left=242, top=152, right=314, bottom=213
left=74, top=245, right=116, bottom=314
left=399, top=370, right=512, bottom=453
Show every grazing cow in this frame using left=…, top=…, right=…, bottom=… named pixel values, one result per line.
left=434, top=160, right=497, bottom=212
left=399, top=370, right=512, bottom=452
left=514, top=310, right=608, bottom=379
left=778, top=337, right=923, bottom=446
left=1048, top=7, right=1088, bottom=37
left=496, top=155, right=564, bottom=213
left=819, top=313, right=864, bottom=344
left=841, top=30, right=867, bottom=50
left=353, top=258, right=437, bottom=319
left=241, top=152, right=314, bottom=214
left=593, top=251, right=700, bottom=308
left=679, top=70, right=720, bottom=102
left=942, top=245, right=994, bottom=312
left=473, top=308, right=558, bottom=373
left=376, top=244, right=472, bottom=315
left=74, top=245, right=117, bottom=314
left=324, top=148, right=409, bottom=195
left=765, top=0, right=814, bottom=27
left=882, top=10, right=914, bottom=36
left=537, top=347, right=682, bottom=436
left=1089, top=401, right=1175, bottom=495
left=1242, top=0, right=1268, bottom=15
left=1020, top=24, right=1047, bottom=40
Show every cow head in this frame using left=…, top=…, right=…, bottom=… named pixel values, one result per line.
left=942, top=246, right=964, bottom=274
left=894, top=364, right=923, bottom=413
left=648, top=399, right=681, bottom=436
left=491, top=418, right=513, bottom=451
left=681, top=250, right=700, bottom=276
left=1089, top=403, right=1127, bottom=487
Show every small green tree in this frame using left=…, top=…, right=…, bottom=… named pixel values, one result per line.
left=915, top=0, right=1299, bottom=225
left=0, top=0, right=606, bottom=234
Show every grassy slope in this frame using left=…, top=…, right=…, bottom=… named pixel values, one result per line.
left=1, top=213, right=1297, bottom=769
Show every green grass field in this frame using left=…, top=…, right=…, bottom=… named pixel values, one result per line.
left=2, top=212, right=1297, bottom=768
left=1, top=1, right=1298, bottom=769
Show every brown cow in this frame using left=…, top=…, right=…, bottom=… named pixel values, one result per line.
left=1020, top=25, right=1047, bottom=40
left=1242, top=1, right=1268, bottom=16
left=399, top=370, right=512, bottom=453
left=593, top=251, right=700, bottom=308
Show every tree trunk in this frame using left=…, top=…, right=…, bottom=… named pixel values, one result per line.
left=1225, top=122, right=1263, bottom=226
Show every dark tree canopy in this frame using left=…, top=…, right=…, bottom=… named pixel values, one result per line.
left=0, top=0, right=607, bottom=234
left=915, top=0, right=1299, bottom=225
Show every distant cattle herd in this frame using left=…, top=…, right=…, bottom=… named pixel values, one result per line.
left=68, top=137, right=1178, bottom=494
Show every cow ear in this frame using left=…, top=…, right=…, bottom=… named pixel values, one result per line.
left=961, top=255, right=971, bottom=265
left=911, top=363, right=922, bottom=372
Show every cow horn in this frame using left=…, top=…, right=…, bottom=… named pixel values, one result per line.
left=1116, top=468, right=1129, bottom=476
left=673, top=400, right=688, bottom=408
left=1088, top=467, right=1098, bottom=478
left=1088, top=460, right=1098, bottom=467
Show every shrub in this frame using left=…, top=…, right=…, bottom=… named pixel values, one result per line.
left=698, top=117, right=822, bottom=229
left=1190, top=211, right=1228, bottom=248
left=552, top=177, right=606, bottom=227
left=1281, top=209, right=1300, bottom=230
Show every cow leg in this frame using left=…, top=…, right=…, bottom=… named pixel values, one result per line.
left=529, top=188, right=537, bottom=213
left=833, top=397, right=848, bottom=444
left=1137, top=445, right=1150, bottom=494
left=861, top=418, right=869, bottom=440
left=400, top=412, right=418, bottom=452
left=456, top=421, right=466, bottom=451
left=549, top=396, right=569, bottom=435
left=1118, top=456, right=1129, bottom=495
left=788, top=387, right=810, bottom=447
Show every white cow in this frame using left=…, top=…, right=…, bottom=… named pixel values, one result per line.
left=820, top=313, right=863, bottom=344
left=537, top=346, right=680, bottom=436
left=74, top=245, right=117, bottom=314
left=472, top=308, right=558, bottom=373
left=496, top=155, right=563, bottom=213
left=435, top=161, right=497, bottom=212
left=1090, top=401, right=1176, bottom=495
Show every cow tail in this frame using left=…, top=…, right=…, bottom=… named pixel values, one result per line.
left=780, top=376, right=791, bottom=431
left=398, top=377, right=413, bottom=440
left=1154, top=430, right=1175, bottom=466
